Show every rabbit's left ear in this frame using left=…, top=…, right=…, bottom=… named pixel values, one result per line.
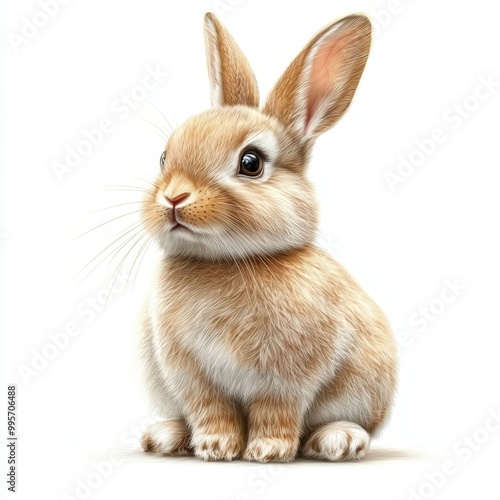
left=264, top=15, right=371, bottom=141
left=204, top=13, right=260, bottom=108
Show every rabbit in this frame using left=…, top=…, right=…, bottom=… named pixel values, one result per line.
left=138, top=12, right=397, bottom=463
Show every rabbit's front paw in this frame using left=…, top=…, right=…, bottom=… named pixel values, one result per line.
left=302, top=421, right=370, bottom=461
left=141, top=419, right=191, bottom=456
left=193, top=433, right=244, bottom=461
left=243, top=437, right=298, bottom=463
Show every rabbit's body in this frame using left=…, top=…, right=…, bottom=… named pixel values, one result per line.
left=139, top=13, right=397, bottom=462
left=140, top=245, right=396, bottom=461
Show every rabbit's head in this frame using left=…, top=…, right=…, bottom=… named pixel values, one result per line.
left=142, top=13, right=371, bottom=260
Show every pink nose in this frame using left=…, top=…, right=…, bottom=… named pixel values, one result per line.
left=166, top=192, right=190, bottom=206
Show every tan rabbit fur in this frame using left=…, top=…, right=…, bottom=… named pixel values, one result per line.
left=139, top=12, right=397, bottom=462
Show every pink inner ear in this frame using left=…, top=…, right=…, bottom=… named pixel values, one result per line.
left=305, top=30, right=353, bottom=133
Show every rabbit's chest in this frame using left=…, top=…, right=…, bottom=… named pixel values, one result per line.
left=166, top=292, right=281, bottom=397
left=183, top=322, right=271, bottom=399
left=153, top=255, right=338, bottom=397
left=157, top=283, right=334, bottom=400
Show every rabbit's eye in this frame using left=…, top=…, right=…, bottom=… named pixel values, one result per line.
left=239, top=150, right=263, bottom=177
left=159, top=151, right=166, bottom=169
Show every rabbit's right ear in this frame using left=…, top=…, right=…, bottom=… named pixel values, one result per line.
left=264, top=15, right=371, bottom=141
left=204, top=13, right=260, bottom=108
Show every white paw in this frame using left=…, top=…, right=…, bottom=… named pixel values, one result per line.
left=192, top=433, right=244, bottom=461
left=244, top=437, right=298, bottom=463
left=141, top=419, right=191, bottom=455
left=302, top=421, right=370, bottom=461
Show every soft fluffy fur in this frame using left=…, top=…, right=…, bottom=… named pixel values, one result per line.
left=139, top=12, right=397, bottom=462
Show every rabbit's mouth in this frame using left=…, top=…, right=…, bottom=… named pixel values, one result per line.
left=168, top=207, right=192, bottom=233
left=170, top=223, right=191, bottom=233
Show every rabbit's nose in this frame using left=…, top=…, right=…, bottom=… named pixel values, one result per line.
left=165, top=192, right=190, bottom=207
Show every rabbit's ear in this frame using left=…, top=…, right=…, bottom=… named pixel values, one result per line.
left=264, top=15, right=371, bottom=141
left=204, top=13, right=259, bottom=108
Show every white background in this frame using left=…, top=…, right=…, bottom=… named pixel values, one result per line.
left=1, top=0, right=500, bottom=499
